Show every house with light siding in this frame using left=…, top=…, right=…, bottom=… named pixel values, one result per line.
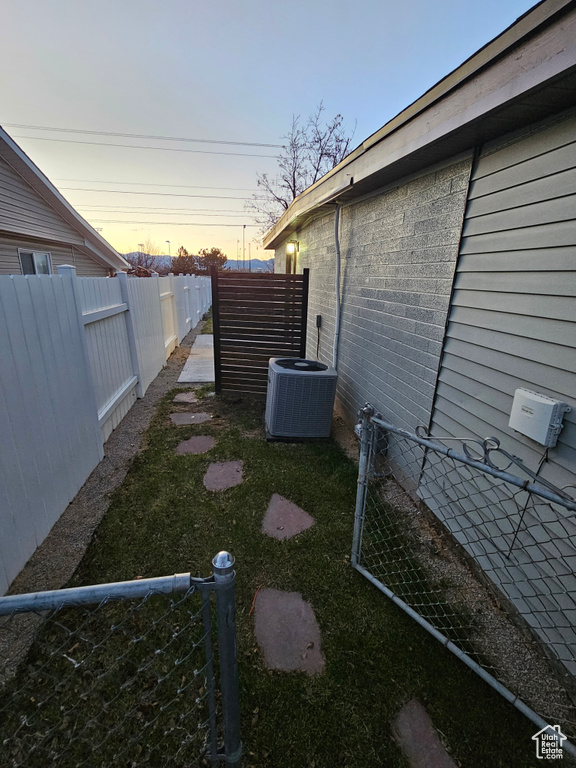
left=265, top=0, right=576, bottom=491
left=0, top=127, right=128, bottom=276
left=264, top=0, right=576, bottom=672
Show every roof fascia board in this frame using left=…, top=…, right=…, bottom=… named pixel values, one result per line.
left=0, top=227, right=117, bottom=271
left=360, top=0, right=574, bottom=153
left=264, top=0, right=576, bottom=250
left=0, top=127, right=128, bottom=270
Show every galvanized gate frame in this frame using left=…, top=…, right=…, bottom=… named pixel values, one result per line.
left=352, top=404, right=576, bottom=760
left=0, top=552, right=241, bottom=768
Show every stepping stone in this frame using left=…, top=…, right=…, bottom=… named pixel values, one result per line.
left=203, top=461, right=243, bottom=491
left=170, top=412, right=211, bottom=425
left=262, top=494, right=315, bottom=540
left=392, top=700, right=457, bottom=768
left=173, top=391, right=198, bottom=404
left=253, top=588, right=324, bottom=675
left=176, top=436, right=216, bottom=455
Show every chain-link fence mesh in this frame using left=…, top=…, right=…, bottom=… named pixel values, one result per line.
left=352, top=409, right=576, bottom=742
left=0, top=560, right=240, bottom=768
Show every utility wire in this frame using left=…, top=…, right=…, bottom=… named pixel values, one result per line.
left=80, top=209, right=258, bottom=218
left=11, top=135, right=277, bottom=158
left=87, top=219, right=260, bottom=227
left=76, top=205, right=250, bottom=213
left=54, top=178, right=258, bottom=192
left=4, top=122, right=283, bottom=148
left=61, top=187, right=256, bottom=200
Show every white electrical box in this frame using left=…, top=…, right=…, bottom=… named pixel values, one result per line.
left=508, top=388, right=570, bottom=448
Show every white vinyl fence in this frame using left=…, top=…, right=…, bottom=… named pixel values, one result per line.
left=0, top=267, right=211, bottom=595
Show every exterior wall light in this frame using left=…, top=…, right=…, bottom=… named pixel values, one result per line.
left=285, top=240, right=299, bottom=274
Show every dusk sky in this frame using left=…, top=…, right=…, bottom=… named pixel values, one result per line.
left=1, top=0, right=537, bottom=261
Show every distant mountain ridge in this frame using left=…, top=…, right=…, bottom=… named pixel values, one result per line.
left=123, top=253, right=274, bottom=273
left=225, top=258, right=274, bottom=272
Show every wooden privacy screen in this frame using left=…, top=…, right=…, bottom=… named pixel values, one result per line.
left=211, top=268, right=309, bottom=395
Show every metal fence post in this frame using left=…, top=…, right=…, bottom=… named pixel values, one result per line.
left=351, top=404, right=374, bottom=566
left=212, top=551, right=242, bottom=767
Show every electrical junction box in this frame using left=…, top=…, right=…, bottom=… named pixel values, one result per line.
left=508, top=388, right=570, bottom=448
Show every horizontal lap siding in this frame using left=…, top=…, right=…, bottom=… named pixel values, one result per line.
left=428, top=110, right=576, bottom=670
left=0, top=235, right=108, bottom=276
left=0, top=156, right=83, bottom=244
left=431, top=110, right=576, bottom=479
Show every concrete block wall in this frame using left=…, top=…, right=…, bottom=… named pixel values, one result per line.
left=275, top=155, right=473, bottom=432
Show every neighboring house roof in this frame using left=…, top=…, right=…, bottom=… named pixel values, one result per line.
left=264, top=0, right=576, bottom=250
left=0, top=126, right=128, bottom=272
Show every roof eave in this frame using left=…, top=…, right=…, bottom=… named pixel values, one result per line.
left=264, top=0, right=576, bottom=251
left=0, top=127, right=129, bottom=271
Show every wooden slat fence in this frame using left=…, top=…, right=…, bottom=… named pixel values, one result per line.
left=211, top=268, right=309, bottom=395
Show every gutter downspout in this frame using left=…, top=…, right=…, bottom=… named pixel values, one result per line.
left=333, top=203, right=342, bottom=370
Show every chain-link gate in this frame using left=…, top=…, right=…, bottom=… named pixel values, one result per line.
left=0, top=552, right=241, bottom=768
left=352, top=405, right=576, bottom=758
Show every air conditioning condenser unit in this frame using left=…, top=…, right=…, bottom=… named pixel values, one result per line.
left=265, top=358, right=338, bottom=440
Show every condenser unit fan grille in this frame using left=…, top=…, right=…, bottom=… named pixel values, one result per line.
left=266, top=358, right=337, bottom=439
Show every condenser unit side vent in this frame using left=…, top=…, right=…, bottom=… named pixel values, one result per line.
left=265, top=358, right=337, bottom=439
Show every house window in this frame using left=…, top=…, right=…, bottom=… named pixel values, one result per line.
left=18, top=250, right=52, bottom=275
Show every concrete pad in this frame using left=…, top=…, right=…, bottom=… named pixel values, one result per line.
left=262, top=494, right=315, bottom=540
left=176, top=436, right=216, bottom=455
left=203, top=461, right=243, bottom=491
left=253, top=588, right=324, bottom=675
left=173, top=391, right=198, bottom=404
left=170, top=412, right=211, bottom=425
left=392, top=700, right=457, bottom=768
left=178, top=335, right=214, bottom=383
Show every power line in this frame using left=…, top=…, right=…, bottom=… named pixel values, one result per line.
left=12, top=135, right=277, bottom=158
left=76, top=204, right=250, bottom=213
left=4, top=122, right=283, bottom=148
left=55, top=178, right=258, bottom=192
left=61, top=187, right=269, bottom=202
left=61, top=187, right=253, bottom=200
left=79, top=209, right=258, bottom=218
left=88, top=219, right=260, bottom=227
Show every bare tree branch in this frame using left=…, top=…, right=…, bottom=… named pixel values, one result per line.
left=247, top=103, right=355, bottom=237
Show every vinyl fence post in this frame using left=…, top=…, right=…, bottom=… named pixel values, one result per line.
left=116, top=271, right=143, bottom=397
left=57, top=264, right=104, bottom=459
left=168, top=272, right=178, bottom=345
left=212, top=551, right=241, bottom=767
left=351, top=404, right=374, bottom=566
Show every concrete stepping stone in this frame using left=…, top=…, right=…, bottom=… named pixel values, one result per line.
left=203, top=460, right=243, bottom=491
left=173, top=391, right=198, bottom=404
left=253, top=588, right=324, bottom=675
left=178, top=334, right=215, bottom=383
left=176, top=436, right=216, bottom=455
left=392, top=700, right=457, bottom=768
left=170, top=412, right=211, bottom=425
left=262, top=494, right=315, bottom=540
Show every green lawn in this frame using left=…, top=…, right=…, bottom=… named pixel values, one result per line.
left=201, top=309, right=213, bottom=334
left=4, top=389, right=542, bottom=767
